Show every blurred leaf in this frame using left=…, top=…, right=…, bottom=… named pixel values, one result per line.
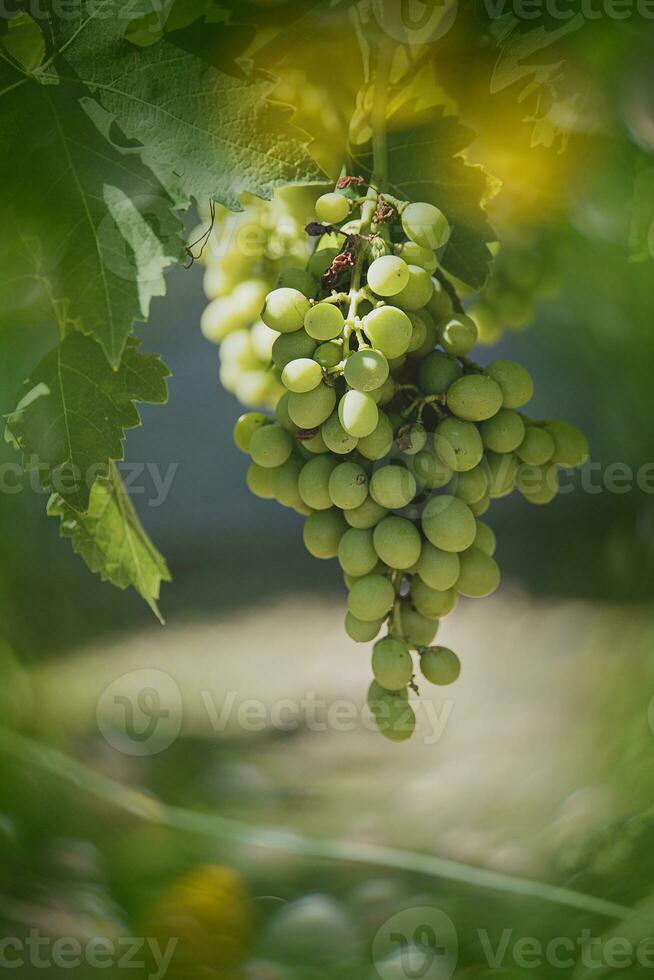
left=629, top=157, right=654, bottom=264
left=1, top=12, right=45, bottom=71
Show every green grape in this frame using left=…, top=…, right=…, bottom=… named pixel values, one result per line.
left=399, top=602, right=439, bottom=647
left=233, top=412, right=270, bottom=452
left=338, top=390, right=379, bottom=438
left=298, top=456, right=338, bottom=510
left=307, top=247, right=339, bottom=279
left=220, top=329, right=259, bottom=370
left=440, top=314, right=478, bottom=356
left=362, top=306, right=413, bottom=358
left=372, top=376, right=396, bottom=406
left=367, top=255, right=410, bottom=297
left=249, top=424, right=294, bottom=468
left=517, top=425, right=555, bottom=465
left=542, top=420, right=589, bottom=467
left=281, top=357, right=323, bottom=393
left=304, top=303, right=345, bottom=341
left=372, top=637, right=413, bottom=691
left=447, top=375, right=503, bottom=422
left=414, top=451, right=452, bottom=490
left=302, top=429, right=329, bottom=454
left=368, top=680, right=409, bottom=706
left=344, top=349, right=389, bottom=392
left=251, top=319, right=278, bottom=360
left=422, top=495, right=476, bottom=552
left=358, top=413, right=394, bottom=460
left=328, top=461, right=369, bottom=509
left=450, top=465, right=488, bottom=504
left=388, top=354, right=406, bottom=371
left=315, top=192, right=350, bottom=224
left=370, top=466, right=417, bottom=510
left=348, top=574, right=395, bottom=621
left=314, top=340, right=343, bottom=369
left=394, top=265, right=434, bottom=311
left=398, top=424, right=427, bottom=456
left=246, top=462, right=275, bottom=500
left=517, top=462, right=559, bottom=504
left=456, top=547, right=500, bottom=597
left=338, top=528, right=378, bottom=577
left=485, top=451, right=518, bottom=498
left=470, top=494, right=490, bottom=517
left=234, top=370, right=281, bottom=410
left=418, top=350, right=462, bottom=395
left=201, top=296, right=248, bottom=343
left=272, top=330, right=317, bottom=370
left=345, top=613, right=383, bottom=643
left=370, top=691, right=416, bottom=742
left=232, top=279, right=270, bottom=320
left=420, top=647, right=461, bottom=686
left=426, top=278, right=453, bottom=321
left=373, top=517, right=421, bottom=570
left=483, top=360, right=534, bottom=409
left=262, top=287, right=311, bottom=333
left=416, top=542, right=460, bottom=591
left=288, top=384, right=336, bottom=428
left=479, top=409, right=525, bottom=453
left=407, top=312, right=427, bottom=352
left=303, top=508, right=347, bottom=559
left=435, top=418, right=484, bottom=473
left=344, top=496, right=388, bottom=529
left=474, top=520, right=496, bottom=556
left=271, top=456, right=304, bottom=509
left=393, top=241, right=438, bottom=273
left=275, top=391, right=299, bottom=433
left=278, top=267, right=318, bottom=298
left=401, top=202, right=450, bottom=249
left=411, top=578, right=457, bottom=618
left=321, top=412, right=358, bottom=454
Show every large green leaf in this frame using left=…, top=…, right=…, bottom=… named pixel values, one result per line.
left=350, top=104, right=498, bottom=289
left=5, top=333, right=169, bottom=512
left=48, top=463, right=171, bottom=623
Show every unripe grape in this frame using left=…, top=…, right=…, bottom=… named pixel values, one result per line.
left=416, top=542, right=460, bottom=591
left=298, top=456, right=338, bottom=510
left=517, top=462, right=559, bottom=504
left=456, top=547, right=500, bottom=597
left=368, top=680, right=408, bottom=706
left=399, top=602, right=439, bottom=647
left=447, top=375, right=503, bottom=422
left=411, top=578, right=457, bottom=618
left=407, top=312, right=427, bottom=352
left=246, top=462, right=275, bottom=499
left=474, top=520, right=496, bottom=556
left=272, top=329, right=316, bottom=370
left=394, top=265, right=434, bottom=311
left=303, top=508, right=347, bottom=558
left=435, top=418, right=484, bottom=472
left=344, top=349, right=389, bottom=392
left=418, top=350, right=462, bottom=395
left=440, top=314, right=478, bottom=356
left=282, top=357, right=323, bottom=393
left=372, top=637, right=413, bottom=691
left=485, top=451, right=518, bottom=498
left=483, top=360, right=534, bottom=409
left=347, top=574, right=395, bottom=621
left=345, top=613, right=383, bottom=643
left=328, top=462, right=368, bottom=509
left=302, top=429, right=329, bottom=454
left=362, top=306, right=413, bottom=358
left=479, top=409, right=525, bottom=453
left=398, top=424, right=427, bottom=456
left=426, top=278, right=453, bottom=321
left=271, top=456, right=304, bottom=509
left=338, top=390, right=379, bottom=438
left=401, top=202, right=450, bottom=249
left=422, top=495, right=476, bottom=552
left=275, top=391, right=299, bottom=433
left=308, top=247, right=339, bottom=279
left=232, top=279, right=269, bottom=320
left=288, top=383, right=336, bottom=428
left=517, top=426, right=555, bottom=465
left=234, top=369, right=280, bottom=409
left=344, top=496, right=388, bottom=529
left=338, top=528, right=378, bottom=577
left=233, top=412, right=270, bottom=453
left=542, top=420, right=589, bottom=467
left=304, top=303, right=345, bottom=341
left=372, top=376, right=396, bottom=406
left=314, top=340, right=343, bottom=369
left=373, top=517, right=421, bottom=570
left=409, top=312, right=439, bottom=359
left=470, top=494, right=490, bottom=516
left=277, top=266, right=319, bottom=298
left=370, top=691, right=416, bottom=742
left=201, top=296, right=248, bottom=343
left=420, top=647, right=461, bottom=686
left=249, top=424, right=293, bottom=468
left=370, top=466, right=417, bottom=510
left=413, top=451, right=452, bottom=490
left=315, top=192, right=350, bottom=224
left=358, top=413, right=394, bottom=461
left=367, top=256, right=410, bottom=297
left=393, top=241, right=438, bottom=273
left=322, top=412, right=359, bottom=454
left=262, top=288, right=311, bottom=333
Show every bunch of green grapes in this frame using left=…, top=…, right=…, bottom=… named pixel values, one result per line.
left=200, top=187, right=322, bottom=408
left=230, top=182, right=588, bottom=741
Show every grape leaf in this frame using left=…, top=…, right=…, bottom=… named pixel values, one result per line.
left=0, top=75, right=184, bottom=367
left=48, top=464, right=171, bottom=623
left=5, top=333, right=169, bottom=513
left=350, top=104, right=498, bottom=289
